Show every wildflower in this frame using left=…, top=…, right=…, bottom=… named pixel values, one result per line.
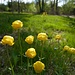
left=63, top=45, right=70, bottom=51
left=63, top=46, right=75, bottom=54
left=42, top=12, right=47, bottom=15
left=55, top=34, right=61, bottom=40
left=69, top=48, right=75, bottom=54
left=12, top=20, right=23, bottom=29
left=25, top=35, right=34, bottom=44
left=37, top=33, right=48, bottom=41
left=33, top=61, right=45, bottom=73
left=25, top=48, right=36, bottom=58
left=1, top=35, right=14, bottom=46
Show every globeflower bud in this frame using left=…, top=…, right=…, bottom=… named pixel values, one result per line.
left=55, top=34, right=61, bottom=40
left=33, top=61, right=45, bottom=73
left=37, top=33, right=48, bottom=41
left=25, top=48, right=36, bottom=58
left=1, top=35, right=14, bottom=46
left=25, top=35, right=34, bottom=44
left=12, top=20, right=23, bottom=29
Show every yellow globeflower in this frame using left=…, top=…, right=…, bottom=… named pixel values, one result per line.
left=33, top=61, right=45, bottom=73
left=1, top=35, right=14, bottom=46
left=69, top=48, right=75, bottom=54
left=25, top=35, right=34, bottom=44
left=55, top=34, right=61, bottom=40
left=63, top=45, right=70, bottom=51
left=42, top=12, right=47, bottom=16
left=25, top=48, right=36, bottom=58
left=12, top=20, right=23, bottom=29
left=37, top=33, right=48, bottom=41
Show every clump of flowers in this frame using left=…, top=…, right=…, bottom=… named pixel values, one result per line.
left=33, top=61, right=45, bottom=73
left=11, top=20, right=23, bottom=29
left=63, top=45, right=75, bottom=54
left=25, top=48, right=36, bottom=58
left=1, top=35, right=14, bottom=46
left=37, top=33, right=48, bottom=41
left=25, top=35, right=34, bottom=44
left=55, top=34, right=61, bottom=40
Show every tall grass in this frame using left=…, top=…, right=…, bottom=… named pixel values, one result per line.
left=0, top=13, right=75, bottom=75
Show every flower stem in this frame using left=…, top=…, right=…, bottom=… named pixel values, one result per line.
left=18, top=29, right=22, bottom=66
left=6, top=45, right=15, bottom=75
left=40, top=41, right=44, bottom=59
left=31, top=59, right=33, bottom=75
left=27, top=58, right=29, bottom=75
left=57, top=40, right=60, bottom=49
left=37, top=73, right=41, bottom=75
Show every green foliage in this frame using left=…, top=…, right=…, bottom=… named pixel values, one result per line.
left=7, top=1, right=37, bottom=13
left=62, top=0, right=75, bottom=15
left=0, top=4, right=8, bottom=11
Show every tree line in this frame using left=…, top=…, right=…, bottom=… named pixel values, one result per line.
left=0, top=0, right=75, bottom=15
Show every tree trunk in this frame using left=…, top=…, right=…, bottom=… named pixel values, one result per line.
left=18, top=0, right=20, bottom=13
left=41, top=0, right=45, bottom=12
left=38, top=0, right=41, bottom=13
left=54, top=0, right=56, bottom=14
left=11, top=0, right=12, bottom=12
left=56, top=0, right=58, bottom=14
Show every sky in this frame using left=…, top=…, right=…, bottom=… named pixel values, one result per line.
left=0, top=0, right=34, bottom=4
left=0, top=0, right=63, bottom=6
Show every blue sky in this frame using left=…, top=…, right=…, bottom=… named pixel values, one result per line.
left=0, top=0, right=63, bottom=6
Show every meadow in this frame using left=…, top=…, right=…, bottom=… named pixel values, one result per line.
left=0, top=13, right=75, bottom=75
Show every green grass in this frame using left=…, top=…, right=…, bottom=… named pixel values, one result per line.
left=0, top=13, right=75, bottom=75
